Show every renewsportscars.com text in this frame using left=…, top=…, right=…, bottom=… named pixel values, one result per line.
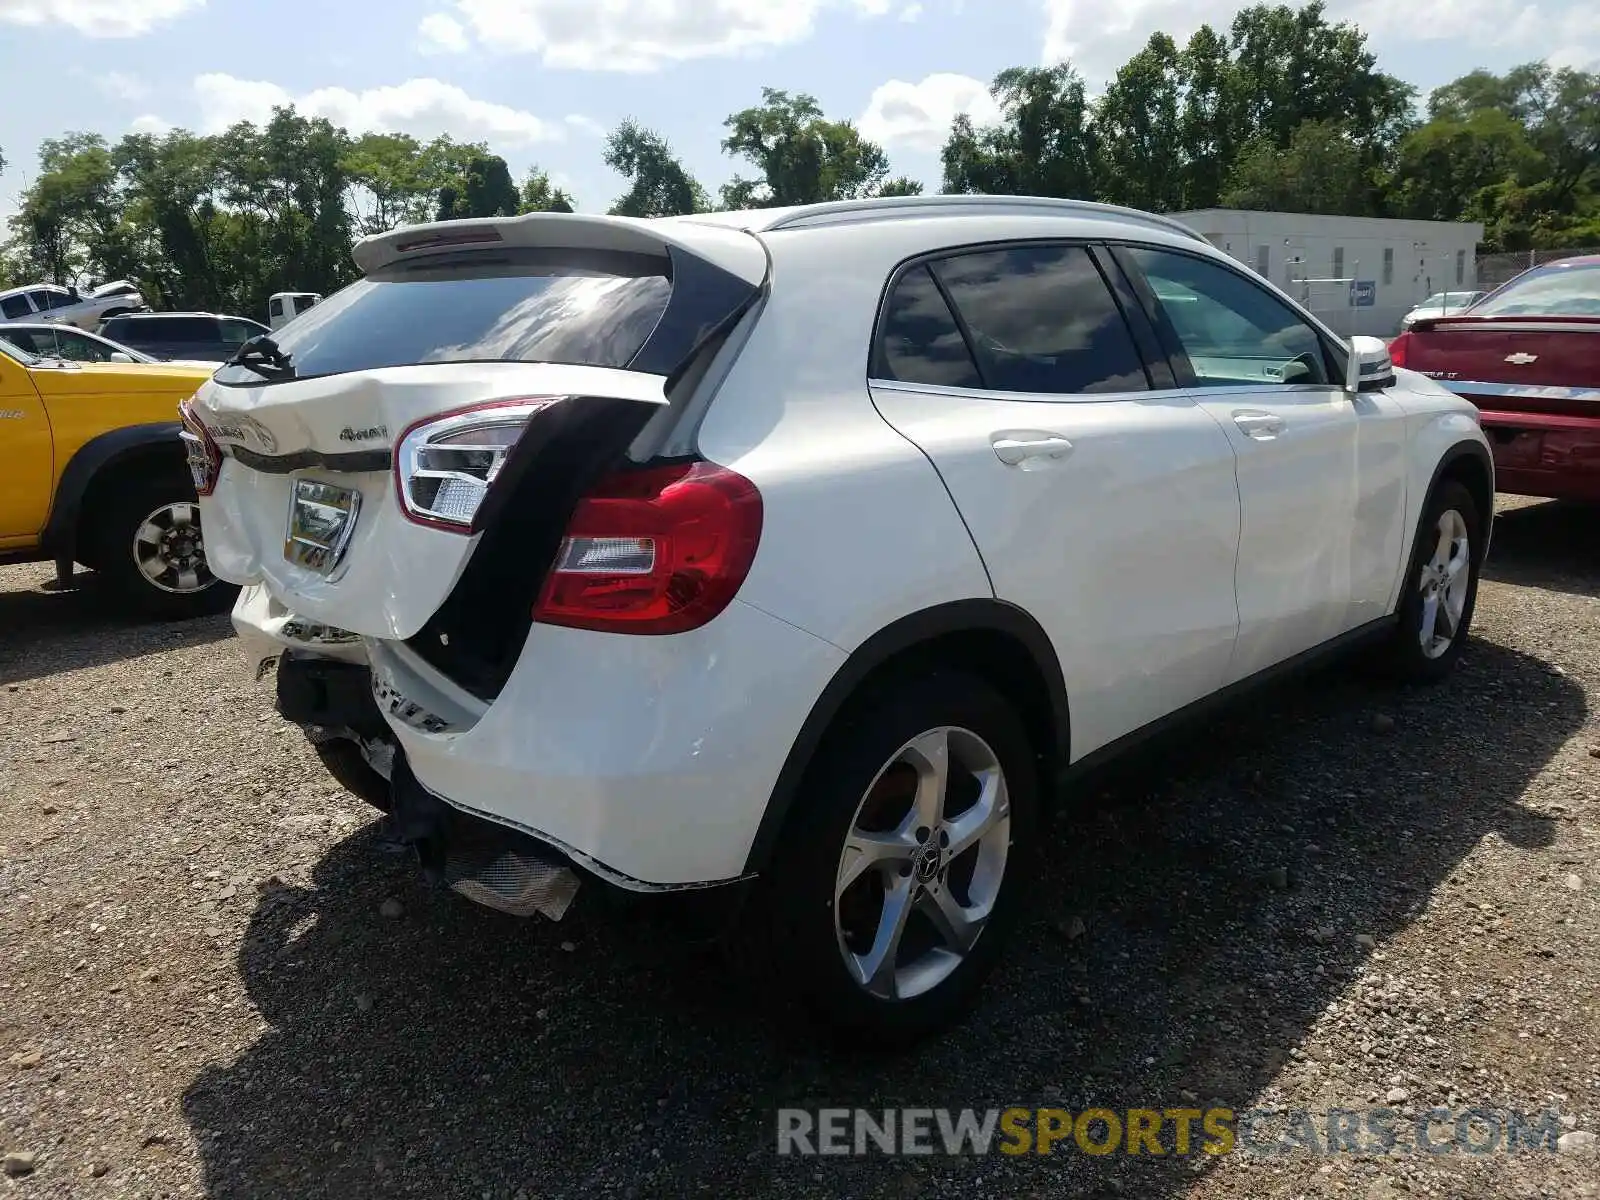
left=776, top=1106, right=1568, bottom=1157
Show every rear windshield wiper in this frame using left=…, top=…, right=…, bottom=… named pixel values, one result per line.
left=228, top=334, right=297, bottom=380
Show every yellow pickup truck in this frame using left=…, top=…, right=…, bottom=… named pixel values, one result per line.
left=0, top=333, right=237, bottom=618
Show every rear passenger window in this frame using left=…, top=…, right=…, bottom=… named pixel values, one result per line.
left=930, top=245, right=1149, bottom=395
left=0, top=295, right=30, bottom=320
left=875, top=265, right=982, bottom=389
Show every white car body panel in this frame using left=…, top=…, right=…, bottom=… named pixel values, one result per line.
left=869, top=381, right=1241, bottom=758
left=1188, top=382, right=1411, bottom=683
left=205, top=197, right=1492, bottom=892
left=371, top=599, right=846, bottom=886
left=231, top=583, right=367, bottom=673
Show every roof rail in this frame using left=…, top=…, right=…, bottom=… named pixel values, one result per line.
left=761, top=194, right=1208, bottom=243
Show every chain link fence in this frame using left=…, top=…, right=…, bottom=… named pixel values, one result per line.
left=1476, top=247, right=1600, bottom=291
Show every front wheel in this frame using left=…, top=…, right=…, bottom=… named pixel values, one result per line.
left=763, top=672, right=1038, bottom=1046
left=1381, top=479, right=1483, bottom=683
left=88, top=475, right=238, bottom=619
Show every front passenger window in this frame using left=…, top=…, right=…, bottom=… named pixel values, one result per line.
left=1127, top=247, right=1332, bottom=388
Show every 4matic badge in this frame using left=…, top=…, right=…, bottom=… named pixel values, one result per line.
left=339, top=424, right=389, bottom=443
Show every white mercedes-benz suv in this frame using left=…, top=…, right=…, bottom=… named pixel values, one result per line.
left=189, top=196, right=1492, bottom=1042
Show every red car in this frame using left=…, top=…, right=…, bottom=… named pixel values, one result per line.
left=1390, top=255, right=1600, bottom=502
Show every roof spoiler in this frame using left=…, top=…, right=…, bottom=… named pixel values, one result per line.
left=351, top=212, right=769, bottom=286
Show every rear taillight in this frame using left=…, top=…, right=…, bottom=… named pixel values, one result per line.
left=533, top=462, right=763, bottom=635
left=395, top=398, right=563, bottom=532
left=178, top=398, right=220, bottom=496
left=1388, top=332, right=1412, bottom=368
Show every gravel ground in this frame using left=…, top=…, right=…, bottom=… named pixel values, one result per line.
left=1, top=496, right=1597, bottom=1199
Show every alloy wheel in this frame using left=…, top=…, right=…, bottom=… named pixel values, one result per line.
left=132, top=502, right=217, bottom=595
left=1417, top=507, right=1471, bottom=660
left=833, top=726, right=1010, bottom=1001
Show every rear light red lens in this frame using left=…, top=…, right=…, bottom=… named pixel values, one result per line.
left=178, top=398, right=221, bottom=496
left=533, top=462, right=763, bottom=635
left=1388, top=332, right=1412, bottom=368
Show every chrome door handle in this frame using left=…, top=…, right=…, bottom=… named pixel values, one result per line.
left=991, top=433, right=1074, bottom=466
left=1232, top=411, right=1284, bottom=440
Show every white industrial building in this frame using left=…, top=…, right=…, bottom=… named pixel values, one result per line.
left=1171, top=209, right=1486, bottom=337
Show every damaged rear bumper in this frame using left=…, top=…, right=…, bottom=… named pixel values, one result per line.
left=388, top=752, right=583, bottom=921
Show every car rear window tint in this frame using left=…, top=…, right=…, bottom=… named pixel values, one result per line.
left=214, top=247, right=672, bottom=386
left=874, top=265, right=983, bottom=389
left=1, top=295, right=32, bottom=319
left=930, top=245, right=1150, bottom=395
left=113, top=317, right=215, bottom=341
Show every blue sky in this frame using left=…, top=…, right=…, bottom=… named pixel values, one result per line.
left=1, top=0, right=1595, bottom=229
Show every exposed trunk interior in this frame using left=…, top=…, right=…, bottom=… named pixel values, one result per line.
left=402, top=395, right=664, bottom=700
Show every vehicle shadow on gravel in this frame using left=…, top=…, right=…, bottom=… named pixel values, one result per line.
left=1484, top=499, right=1600, bottom=598
left=0, top=574, right=233, bottom=686
left=183, top=639, right=1577, bottom=1200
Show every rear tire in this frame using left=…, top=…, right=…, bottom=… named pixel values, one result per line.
left=1380, top=479, right=1482, bottom=684
left=87, top=472, right=238, bottom=620
left=760, top=671, right=1038, bottom=1047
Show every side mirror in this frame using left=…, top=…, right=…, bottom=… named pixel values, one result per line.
left=67, top=285, right=81, bottom=301
left=1346, top=335, right=1395, bottom=394
left=109, top=352, right=134, bottom=363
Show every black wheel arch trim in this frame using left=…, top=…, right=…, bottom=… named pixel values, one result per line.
left=742, top=598, right=1071, bottom=875
left=43, top=422, right=184, bottom=561
left=1421, top=439, right=1495, bottom=565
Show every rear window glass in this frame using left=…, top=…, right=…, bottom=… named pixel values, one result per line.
left=930, top=244, right=1150, bottom=395
left=112, top=317, right=214, bottom=341
left=1473, top=263, right=1600, bottom=317
left=214, top=248, right=672, bottom=386
left=1, top=295, right=33, bottom=319
left=874, top=265, right=982, bottom=389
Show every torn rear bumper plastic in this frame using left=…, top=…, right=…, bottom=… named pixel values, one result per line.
left=389, top=750, right=581, bottom=921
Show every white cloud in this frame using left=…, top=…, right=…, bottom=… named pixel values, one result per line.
left=446, top=0, right=893, bottom=71
left=0, top=0, right=201, bottom=37
left=191, top=75, right=564, bottom=147
left=859, top=73, right=1003, bottom=152
left=416, top=11, right=469, bottom=53
left=99, top=71, right=151, bottom=102
left=129, top=113, right=172, bottom=135
left=1041, top=0, right=1600, bottom=84
left=563, top=113, right=607, bottom=137
left=899, top=3, right=923, bottom=19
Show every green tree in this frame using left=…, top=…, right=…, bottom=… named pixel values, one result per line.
left=1094, top=33, right=1185, bottom=211
left=941, top=65, right=1098, bottom=199
left=1388, top=108, right=1544, bottom=223
left=519, top=166, right=576, bottom=213
left=1174, top=25, right=1240, bottom=208
left=876, top=176, right=924, bottom=196
left=436, top=153, right=520, bottom=219
left=721, top=88, right=889, bottom=207
left=444, top=153, right=520, bottom=218
left=1222, top=119, right=1372, bottom=214
left=114, top=129, right=226, bottom=308
left=341, top=132, right=454, bottom=235
left=604, top=120, right=706, bottom=216
left=1222, top=2, right=1414, bottom=157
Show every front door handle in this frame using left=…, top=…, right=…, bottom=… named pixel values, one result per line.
left=991, top=432, right=1074, bottom=466
left=1232, top=411, right=1285, bottom=441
